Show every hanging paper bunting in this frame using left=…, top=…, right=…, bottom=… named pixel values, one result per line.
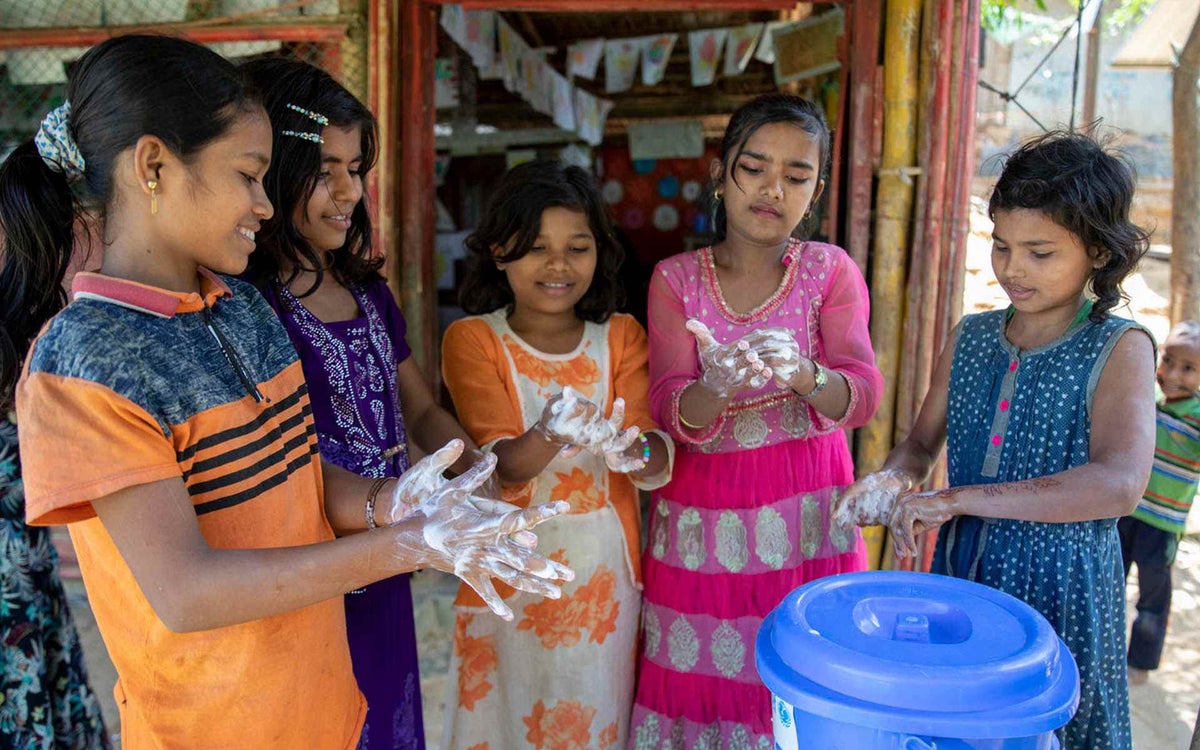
left=567, top=38, right=605, bottom=80
left=497, top=18, right=527, bottom=95
left=550, top=69, right=576, bottom=132
left=574, top=88, right=615, bottom=146
left=439, top=4, right=466, bottom=45
left=753, top=20, right=792, bottom=65
left=525, top=54, right=553, bottom=116
left=462, top=10, right=496, bottom=69
left=637, top=33, right=678, bottom=86
left=688, top=28, right=728, bottom=87
left=604, top=38, right=640, bottom=94
left=724, top=23, right=763, bottom=76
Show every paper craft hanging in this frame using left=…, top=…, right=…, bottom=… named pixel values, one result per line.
left=688, top=28, right=728, bottom=87
left=724, top=23, right=764, bottom=76
left=497, top=18, right=526, bottom=94
left=550, top=69, right=576, bottom=132
left=524, top=54, right=553, bottom=116
left=605, top=38, right=640, bottom=94
left=574, top=88, right=615, bottom=146
left=439, top=4, right=466, bottom=45
left=638, top=33, right=678, bottom=86
left=753, top=20, right=793, bottom=65
left=567, top=38, right=605, bottom=80
left=462, top=9, right=496, bottom=69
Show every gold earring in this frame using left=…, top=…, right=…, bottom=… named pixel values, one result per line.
left=713, top=187, right=723, bottom=203
left=147, top=179, right=158, bottom=215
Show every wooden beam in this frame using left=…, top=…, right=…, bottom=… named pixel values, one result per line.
left=0, top=21, right=346, bottom=48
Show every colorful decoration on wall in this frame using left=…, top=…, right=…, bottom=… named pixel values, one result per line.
left=638, top=33, right=678, bottom=86
left=657, top=175, right=680, bottom=199
left=602, top=180, right=625, bottom=205
left=688, top=28, right=729, bottom=87
left=724, top=23, right=764, bottom=76
left=605, top=38, right=640, bottom=94
left=652, top=204, right=681, bottom=231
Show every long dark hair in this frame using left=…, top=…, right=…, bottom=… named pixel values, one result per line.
left=241, top=58, right=381, bottom=296
left=989, top=130, right=1150, bottom=321
left=709, top=93, right=831, bottom=242
left=0, top=34, right=260, bottom=408
left=459, top=160, right=622, bottom=323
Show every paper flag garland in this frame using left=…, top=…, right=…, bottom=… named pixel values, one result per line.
left=688, top=28, right=728, bottom=87
left=605, top=38, right=640, bottom=94
left=753, top=20, right=793, bottom=65
left=567, top=38, right=605, bottom=80
left=575, top=88, right=615, bottom=146
left=724, top=23, right=764, bottom=76
left=638, top=33, right=678, bottom=86
left=550, top=69, right=576, bottom=132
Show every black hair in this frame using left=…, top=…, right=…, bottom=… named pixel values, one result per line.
left=989, top=130, right=1150, bottom=322
left=241, top=57, right=381, bottom=296
left=0, top=34, right=261, bottom=409
left=459, top=160, right=623, bottom=323
left=709, top=93, right=832, bottom=242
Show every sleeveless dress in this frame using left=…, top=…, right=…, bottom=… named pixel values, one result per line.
left=934, top=307, right=1148, bottom=750
left=263, top=278, right=424, bottom=750
left=630, top=240, right=883, bottom=749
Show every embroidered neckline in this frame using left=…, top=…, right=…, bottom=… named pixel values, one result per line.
left=490, top=310, right=593, bottom=361
left=699, top=238, right=804, bottom=324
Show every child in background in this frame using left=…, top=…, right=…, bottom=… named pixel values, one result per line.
left=242, top=58, right=498, bottom=749
left=838, top=131, right=1156, bottom=750
left=0, top=35, right=570, bottom=749
left=1120, top=320, right=1200, bottom=685
left=630, top=93, right=883, bottom=749
left=441, top=160, right=673, bottom=750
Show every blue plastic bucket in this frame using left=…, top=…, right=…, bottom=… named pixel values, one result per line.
left=756, top=571, right=1080, bottom=749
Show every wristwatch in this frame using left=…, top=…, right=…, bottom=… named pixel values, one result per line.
left=798, top=361, right=829, bottom=398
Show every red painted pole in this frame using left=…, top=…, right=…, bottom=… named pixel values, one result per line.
left=846, top=0, right=882, bottom=275
left=0, top=23, right=344, bottom=48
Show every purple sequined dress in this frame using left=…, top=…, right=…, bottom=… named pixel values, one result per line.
left=263, top=277, right=424, bottom=750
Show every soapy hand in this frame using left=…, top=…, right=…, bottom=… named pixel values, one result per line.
left=832, top=469, right=915, bottom=528
left=741, top=327, right=811, bottom=391
left=598, top=398, right=646, bottom=474
left=389, top=440, right=576, bottom=619
left=686, top=319, right=773, bottom=397
left=888, top=487, right=958, bottom=559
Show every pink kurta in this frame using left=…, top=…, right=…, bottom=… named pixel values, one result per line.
left=629, top=238, right=883, bottom=749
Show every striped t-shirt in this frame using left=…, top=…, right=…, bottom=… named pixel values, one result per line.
left=1133, top=395, right=1200, bottom=534
left=17, top=269, right=365, bottom=749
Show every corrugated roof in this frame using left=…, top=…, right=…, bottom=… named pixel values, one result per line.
left=1112, top=0, right=1200, bottom=69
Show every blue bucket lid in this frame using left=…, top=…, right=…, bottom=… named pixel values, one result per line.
left=756, top=571, right=1080, bottom=738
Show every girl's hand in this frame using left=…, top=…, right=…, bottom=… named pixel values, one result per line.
left=742, top=327, right=809, bottom=390
left=596, top=399, right=645, bottom=473
left=686, top=319, right=773, bottom=397
left=388, top=441, right=576, bottom=619
left=535, top=387, right=619, bottom=455
left=833, top=469, right=916, bottom=528
left=887, top=487, right=959, bottom=559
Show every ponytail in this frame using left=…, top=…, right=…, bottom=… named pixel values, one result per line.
left=0, top=140, right=77, bottom=409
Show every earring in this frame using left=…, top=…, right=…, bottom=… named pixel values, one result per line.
left=147, top=179, right=158, bottom=215
left=713, top=187, right=723, bottom=203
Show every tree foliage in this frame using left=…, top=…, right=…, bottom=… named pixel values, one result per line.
left=981, top=0, right=1154, bottom=35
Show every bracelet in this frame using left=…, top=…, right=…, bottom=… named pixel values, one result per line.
left=797, top=361, right=830, bottom=399
left=637, top=432, right=651, bottom=464
left=679, top=413, right=704, bottom=430
left=364, top=477, right=390, bottom=530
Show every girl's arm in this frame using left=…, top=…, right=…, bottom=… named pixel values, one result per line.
left=890, top=329, right=1156, bottom=555
left=395, top=357, right=486, bottom=476
left=441, top=319, right=561, bottom=488
left=610, top=316, right=673, bottom=484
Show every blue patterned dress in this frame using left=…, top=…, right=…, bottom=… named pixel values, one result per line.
left=1, top=414, right=109, bottom=749
left=933, top=308, right=1147, bottom=750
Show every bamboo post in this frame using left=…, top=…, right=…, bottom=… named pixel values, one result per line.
left=845, top=0, right=884, bottom=275
left=945, top=0, right=981, bottom=330
left=1172, top=14, right=1200, bottom=324
left=858, top=0, right=921, bottom=478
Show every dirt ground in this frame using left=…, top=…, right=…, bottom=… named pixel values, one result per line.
left=66, top=202, right=1199, bottom=748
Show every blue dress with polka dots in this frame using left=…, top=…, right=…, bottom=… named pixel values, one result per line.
left=932, top=308, right=1147, bottom=750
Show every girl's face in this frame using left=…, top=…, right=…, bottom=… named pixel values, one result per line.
left=163, top=109, right=274, bottom=276
left=714, top=121, right=825, bottom=247
left=991, top=208, right=1104, bottom=317
left=293, top=124, right=364, bottom=254
left=497, top=207, right=597, bottom=320
left=1157, top=336, right=1200, bottom=402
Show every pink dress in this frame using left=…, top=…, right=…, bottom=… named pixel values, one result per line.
left=629, top=238, right=882, bottom=749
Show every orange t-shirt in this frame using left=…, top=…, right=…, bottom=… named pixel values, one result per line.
left=18, top=271, right=365, bottom=749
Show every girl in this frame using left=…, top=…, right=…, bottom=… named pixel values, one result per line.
left=629, top=93, right=883, bottom=749
left=0, top=35, right=570, bottom=749
left=838, top=131, right=1156, bottom=750
left=241, top=57, right=496, bottom=749
left=440, top=159, right=673, bottom=750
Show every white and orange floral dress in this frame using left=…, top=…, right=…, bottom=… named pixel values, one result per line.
left=440, top=310, right=673, bottom=750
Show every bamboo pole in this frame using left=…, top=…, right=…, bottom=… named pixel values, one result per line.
left=1172, top=14, right=1200, bottom=324
left=846, top=0, right=883, bottom=275
left=945, top=0, right=980, bottom=331
left=858, top=0, right=921, bottom=479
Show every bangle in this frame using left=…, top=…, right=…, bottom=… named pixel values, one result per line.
left=365, top=477, right=390, bottom=530
left=679, top=413, right=704, bottom=430
left=637, top=432, right=651, bottom=464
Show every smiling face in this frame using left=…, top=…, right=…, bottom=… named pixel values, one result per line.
left=163, top=108, right=274, bottom=275
left=715, top=121, right=825, bottom=247
left=497, top=206, right=598, bottom=321
left=292, top=124, right=364, bottom=254
left=990, top=208, right=1103, bottom=317
left=1158, top=333, right=1200, bottom=402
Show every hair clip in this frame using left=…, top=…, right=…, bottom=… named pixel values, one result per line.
left=281, top=129, right=324, bottom=144
left=286, top=102, right=329, bottom=126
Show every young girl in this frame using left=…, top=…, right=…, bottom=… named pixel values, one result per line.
left=0, top=35, right=570, bottom=749
left=241, top=57, right=499, bottom=749
left=630, top=94, right=883, bottom=749
left=440, top=159, right=673, bottom=750
left=838, top=131, right=1156, bottom=750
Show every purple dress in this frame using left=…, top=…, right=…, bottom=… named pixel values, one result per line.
left=263, top=277, right=424, bottom=750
